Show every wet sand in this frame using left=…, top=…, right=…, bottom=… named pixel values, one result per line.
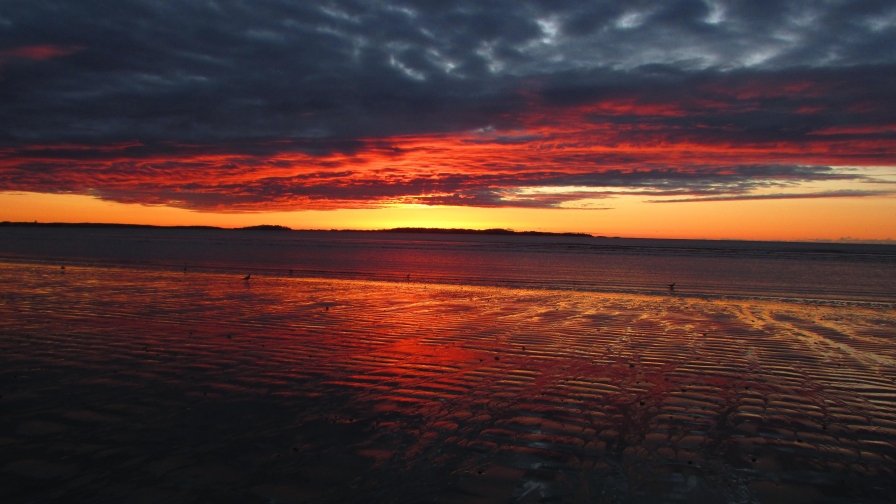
left=1, top=262, right=895, bottom=503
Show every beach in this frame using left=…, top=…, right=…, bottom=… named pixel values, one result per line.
left=2, top=260, right=895, bottom=503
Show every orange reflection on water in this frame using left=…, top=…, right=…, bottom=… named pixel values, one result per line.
left=1, top=262, right=895, bottom=502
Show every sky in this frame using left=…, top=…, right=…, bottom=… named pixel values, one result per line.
left=1, top=0, right=895, bottom=240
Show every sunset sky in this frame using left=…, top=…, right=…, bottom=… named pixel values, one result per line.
left=1, top=0, right=895, bottom=240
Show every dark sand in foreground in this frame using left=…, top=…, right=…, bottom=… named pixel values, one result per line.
left=1, top=262, right=895, bottom=503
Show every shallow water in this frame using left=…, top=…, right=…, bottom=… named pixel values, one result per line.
left=1, top=262, right=894, bottom=503
left=1, top=227, right=895, bottom=302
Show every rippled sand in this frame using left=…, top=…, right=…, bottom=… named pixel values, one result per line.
left=1, top=262, right=895, bottom=503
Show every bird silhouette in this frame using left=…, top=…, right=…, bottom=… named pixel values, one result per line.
left=406, top=273, right=410, bottom=281
left=668, top=282, right=676, bottom=291
left=243, top=274, right=251, bottom=281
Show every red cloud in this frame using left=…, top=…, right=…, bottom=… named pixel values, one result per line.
left=1, top=72, right=894, bottom=211
left=1, top=118, right=892, bottom=211
left=0, top=45, right=83, bottom=69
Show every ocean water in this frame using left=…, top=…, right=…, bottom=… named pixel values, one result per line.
left=1, top=226, right=894, bottom=303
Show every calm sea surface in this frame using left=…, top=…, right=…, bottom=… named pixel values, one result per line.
left=1, top=226, right=894, bottom=303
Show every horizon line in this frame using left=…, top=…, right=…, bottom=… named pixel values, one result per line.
left=2, top=220, right=894, bottom=246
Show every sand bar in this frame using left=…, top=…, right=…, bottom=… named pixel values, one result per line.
left=1, top=262, right=895, bottom=503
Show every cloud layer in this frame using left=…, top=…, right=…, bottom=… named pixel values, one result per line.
left=1, top=0, right=895, bottom=210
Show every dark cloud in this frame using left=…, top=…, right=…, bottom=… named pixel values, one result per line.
left=0, top=0, right=894, bottom=209
left=648, top=189, right=894, bottom=203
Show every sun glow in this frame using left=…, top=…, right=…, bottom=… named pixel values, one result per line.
left=3, top=190, right=894, bottom=242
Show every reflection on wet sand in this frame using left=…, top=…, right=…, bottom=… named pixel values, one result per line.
left=1, top=262, right=894, bottom=503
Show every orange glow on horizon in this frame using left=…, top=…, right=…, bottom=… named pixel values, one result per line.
left=2, top=191, right=895, bottom=242
left=2, top=85, right=894, bottom=239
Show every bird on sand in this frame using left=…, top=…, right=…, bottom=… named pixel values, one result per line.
left=668, top=282, right=676, bottom=291
left=243, top=274, right=251, bottom=281
left=406, top=273, right=410, bottom=281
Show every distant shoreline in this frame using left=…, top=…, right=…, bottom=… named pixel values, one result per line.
left=0, top=221, right=593, bottom=238
left=2, top=221, right=894, bottom=245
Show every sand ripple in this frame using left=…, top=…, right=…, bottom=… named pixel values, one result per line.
left=1, top=262, right=895, bottom=503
